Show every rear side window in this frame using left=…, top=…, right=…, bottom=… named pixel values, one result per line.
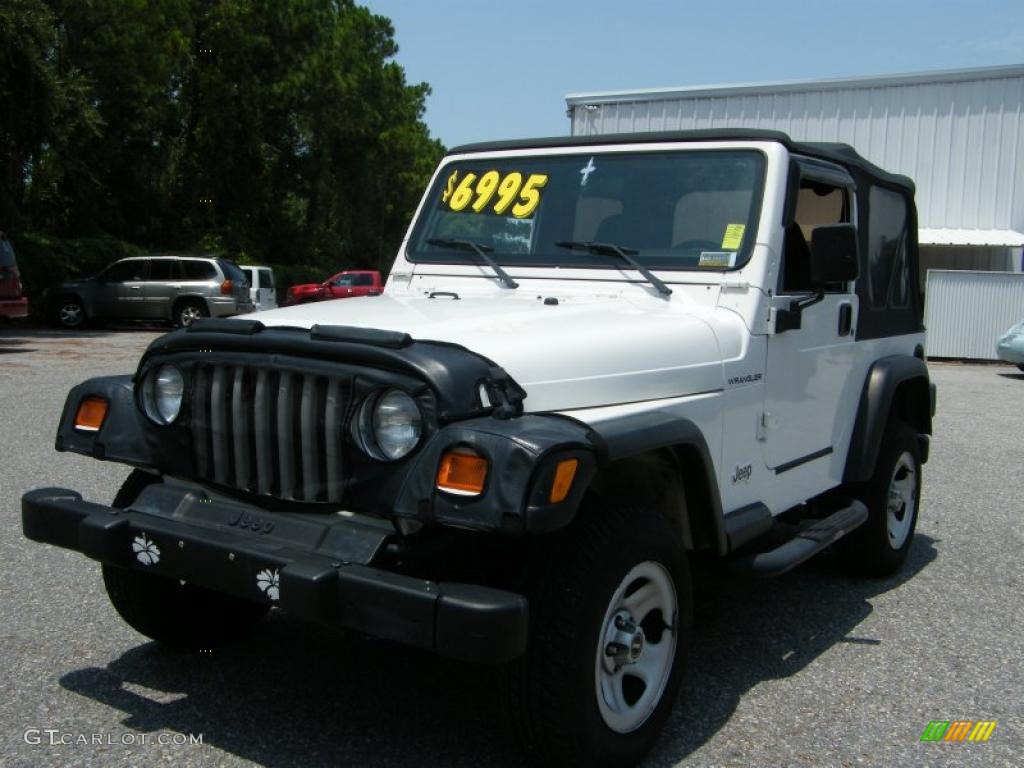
left=218, top=260, right=247, bottom=283
left=867, top=187, right=910, bottom=308
left=180, top=260, right=217, bottom=280
left=148, top=260, right=177, bottom=280
left=354, top=274, right=375, bottom=286
left=258, top=270, right=274, bottom=289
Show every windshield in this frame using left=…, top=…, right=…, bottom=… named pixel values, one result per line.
left=408, top=149, right=765, bottom=272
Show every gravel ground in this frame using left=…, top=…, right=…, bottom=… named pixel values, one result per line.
left=1, top=327, right=1021, bottom=767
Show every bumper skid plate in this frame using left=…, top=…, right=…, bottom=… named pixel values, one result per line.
left=22, top=487, right=528, bottom=664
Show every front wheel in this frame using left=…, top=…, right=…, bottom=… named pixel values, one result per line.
left=55, top=296, right=86, bottom=329
left=835, top=420, right=922, bottom=577
left=507, top=505, right=691, bottom=767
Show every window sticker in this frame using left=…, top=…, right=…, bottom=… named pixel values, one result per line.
left=579, top=156, right=596, bottom=187
left=440, top=169, right=548, bottom=218
left=698, top=251, right=738, bottom=268
left=721, top=223, right=746, bottom=250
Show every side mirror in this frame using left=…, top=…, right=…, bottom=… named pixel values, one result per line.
left=809, top=224, right=858, bottom=286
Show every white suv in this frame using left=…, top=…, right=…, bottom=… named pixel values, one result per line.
left=23, top=130, right=934, bottom=768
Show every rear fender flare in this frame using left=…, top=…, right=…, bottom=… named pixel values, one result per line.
left=844, top=355, right=932, bottom=483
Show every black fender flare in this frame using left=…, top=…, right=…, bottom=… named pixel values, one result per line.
left=844, top=355, right=933, bottom=483
left=54, top=375, right=155, bottom=467
left=586, top=410, right=726, bottom=555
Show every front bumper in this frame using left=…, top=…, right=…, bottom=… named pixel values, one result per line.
left=22, top=486, right=528, bottom=664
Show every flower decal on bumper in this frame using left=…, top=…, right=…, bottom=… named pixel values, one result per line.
left=132, top=534, right=161, bottom=566
left=256, top=568, right=280, bottom=601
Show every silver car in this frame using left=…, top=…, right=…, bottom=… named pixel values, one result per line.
left=51, top=255, right=253, bottom=329
left=997, top=320, right=1024, bottom=371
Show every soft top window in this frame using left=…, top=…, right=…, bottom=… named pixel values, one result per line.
left=408, top=150, right=766, bottom=272
left=867, top=187, right=910, bottom=309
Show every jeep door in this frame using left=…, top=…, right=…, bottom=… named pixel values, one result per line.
left=761, top=161, right=862, bottom=483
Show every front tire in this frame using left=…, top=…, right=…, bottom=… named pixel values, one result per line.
left=835, top=420, right=922, bottom=577
left=54, top=296, right=86, bottom=329
left=102, top=470, right=269, bottom=650
left=508, top=504, right=691, bottom=768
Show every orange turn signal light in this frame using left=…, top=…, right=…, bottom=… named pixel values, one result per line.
left=74, top=396, right=109, bottom=432
left=549, top=458, right=579, bottom=504
left=436, top=450, right=488, bottom=496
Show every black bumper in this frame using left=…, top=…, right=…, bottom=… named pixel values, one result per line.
left=22, top=487, right=528, bottom=664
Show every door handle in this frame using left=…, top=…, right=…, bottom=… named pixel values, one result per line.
left=838, top=302, right=853, bottom=336
left=129, top=285, right=142, bottom=291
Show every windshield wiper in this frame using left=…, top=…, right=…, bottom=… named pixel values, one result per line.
left=554, top=241, right=672, bottom=297
left=426, top=238, right=518, bottom=289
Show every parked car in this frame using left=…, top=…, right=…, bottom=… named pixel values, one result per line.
left=284, top=269, right=382, bottom=305
left=240, top=265, right=277, bottom=311
left=996, top=320, right=1024, bottom=370
left=0, top=232, right=29, bottom=320
left=50, top=255, right=253, bottom=329
left=22, top=130, right=935, bottom=768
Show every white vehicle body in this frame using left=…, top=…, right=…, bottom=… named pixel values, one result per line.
left=242, top=265, right=277, bottom=311
left=26, top=129, right=935, bottom=768
left=253, top=135, right=927, bottom=523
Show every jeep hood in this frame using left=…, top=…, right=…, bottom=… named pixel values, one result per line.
left=252, top=294, right=724, bottom=411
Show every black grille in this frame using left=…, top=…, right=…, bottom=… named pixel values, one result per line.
left=190, top=364, right=350, bottom=502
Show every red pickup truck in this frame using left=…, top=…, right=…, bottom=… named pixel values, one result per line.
left=284, top=269, right=382, bottom=306
left=0, top=233, right=29, bottom=320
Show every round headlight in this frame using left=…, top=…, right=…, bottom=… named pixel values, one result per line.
left=354, top=389, right=422, bottom=461
left=143, top=365, right=184, bottom=425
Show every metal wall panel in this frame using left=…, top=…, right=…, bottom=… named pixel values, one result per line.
left=568, top=67, right=1024, bottom=235
left=924, top=270, right=1024, bottom=359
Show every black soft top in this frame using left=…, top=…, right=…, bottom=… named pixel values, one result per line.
left=448, top=129, right=914, bottom=193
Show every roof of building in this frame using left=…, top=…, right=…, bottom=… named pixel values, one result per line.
left=447, top=129, right=913, bottom=191
left=919, top=228, right=1024, bottom=248
left=565, top=63, right=1024, bottom=106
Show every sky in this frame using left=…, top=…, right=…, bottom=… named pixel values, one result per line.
left=366, top=0, right=1024, bottom=148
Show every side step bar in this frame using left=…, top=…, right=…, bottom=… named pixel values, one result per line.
left=734, top=500, right=868, bottom=577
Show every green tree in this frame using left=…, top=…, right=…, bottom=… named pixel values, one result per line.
left=3, top=0, right=443, bottom=282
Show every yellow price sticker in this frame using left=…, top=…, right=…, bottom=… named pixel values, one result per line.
left=721, top=223, right=746, bottom=250
left=441, top=170, right=548, bottom=219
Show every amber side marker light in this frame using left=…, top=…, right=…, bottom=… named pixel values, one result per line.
left=549, top=458, right=579, bottom=504
left=436, top=450, right=488, bottom=496
left=74, top=396, right=109, bottom=432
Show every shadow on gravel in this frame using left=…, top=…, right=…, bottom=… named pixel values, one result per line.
left=58, top=535, right=938, bottom=768
left=996, top=372, right=1024, bottom=381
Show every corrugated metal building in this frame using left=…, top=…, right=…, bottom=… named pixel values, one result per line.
left=565, top=64, right=1024, bottom=358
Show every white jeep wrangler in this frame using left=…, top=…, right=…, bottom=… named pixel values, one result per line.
left=23, top=129, right=934, bottom=767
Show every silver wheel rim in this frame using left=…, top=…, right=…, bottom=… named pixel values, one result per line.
left=594, top=560, right=677, bottom=734
left=59, top=303, right=83, bottom=327
left=886, top=452, right=917, bottom=549
left=180, top=306, right=203, bottom=326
